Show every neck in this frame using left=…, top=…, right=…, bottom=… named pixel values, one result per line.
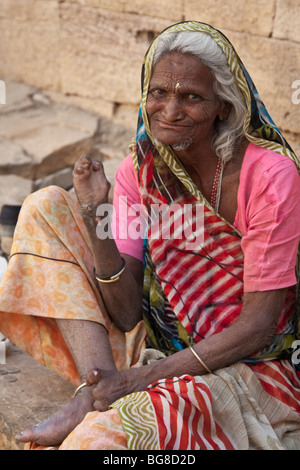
left=174, top=142, right=219, bottom=190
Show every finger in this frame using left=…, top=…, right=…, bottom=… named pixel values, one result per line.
left=79, top=155, right=92, bottom=164
left=73, top=156, right=91, bottom=172
left=92, top=160, right=101, bottom=170
left=74, top=155, right=92, bottom=170
left=93, top=399, right=109, bottom=412
left=86, top=368, right=102, bottom=386
left=73, top=165, right=84, bottom=175
left=73, top=163, right=89, bottom=175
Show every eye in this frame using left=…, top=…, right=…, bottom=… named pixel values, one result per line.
left=149, top=88, right=165, bottom=98
left=186, top=93, right=202, bottom=101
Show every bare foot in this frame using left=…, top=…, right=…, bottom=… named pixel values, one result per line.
left=15, top=386, right=94, bottom=447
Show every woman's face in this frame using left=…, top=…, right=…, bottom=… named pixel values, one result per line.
left=146, top=52, right=224, bottom=152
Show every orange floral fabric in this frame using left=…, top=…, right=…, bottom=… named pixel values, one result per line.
left=0, top=186, right=146, bottom=385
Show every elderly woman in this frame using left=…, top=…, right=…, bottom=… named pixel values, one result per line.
left=1, top=21, right=300, bottom=450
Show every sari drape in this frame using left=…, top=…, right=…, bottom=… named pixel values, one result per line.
left=1, top=21, right=300, bottom=450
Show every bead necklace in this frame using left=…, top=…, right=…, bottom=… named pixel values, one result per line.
left=210, top=157, right=224, bottom=212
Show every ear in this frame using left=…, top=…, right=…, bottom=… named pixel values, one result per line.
left=218, top=102, right=231, bottom=121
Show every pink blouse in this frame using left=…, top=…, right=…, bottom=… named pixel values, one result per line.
left=113, top=143, right=300, bottom=292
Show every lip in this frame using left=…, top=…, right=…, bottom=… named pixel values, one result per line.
left=157, top=120, right=190, bottom=130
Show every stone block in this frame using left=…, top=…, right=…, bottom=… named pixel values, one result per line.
left=0, top=237, right=13, bottom=257
left=0, top=80, right=35, bottom=115
left=102, top=157, right=123, bottom=202
left=0, top=175, right=33, bottom=207
left=273, top=0, right=300, bottom=44
left=0, top=102, right=100, bottom=179
left=223, top=30, right=300, bottom=136
left=0, top=0, right=61, bottom=91
left=33, top=167, right=74, bottom=192
left=45, top=89, right=116, bottom=121
left=97, top=111, right=138, bottom=159
left=284, top=132, right=300, bottom=159
left=71, top=0, right=183, bottom=20
left=113, top=103, right=139, bottom=132
left=15, top=124, right=92, bottom=168
left=0, top=342, right=74, bottom=450
left=59, top=3, right=170, bottom=105
left=0, top=138, right=32, bottom=175
left=184, top=0, right=276, bottom=37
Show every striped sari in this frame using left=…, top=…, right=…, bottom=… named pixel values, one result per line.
left=1, top=21, right=300, bottom=450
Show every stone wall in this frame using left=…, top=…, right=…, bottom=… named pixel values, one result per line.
left=0, top=0, right=299, bottom=214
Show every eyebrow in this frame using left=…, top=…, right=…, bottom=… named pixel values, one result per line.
left=148, top=79, right=214, bottom=98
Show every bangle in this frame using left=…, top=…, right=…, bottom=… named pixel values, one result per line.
left=73, top=382, right=88, bottom=398
left=189, top=346, right=212, bottom=374
left=94, top=257, right=126, bottom=284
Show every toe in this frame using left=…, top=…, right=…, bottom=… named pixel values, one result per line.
left=15, top=428, right=35, bottom=443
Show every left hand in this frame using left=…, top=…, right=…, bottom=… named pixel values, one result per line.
left=86, top=368, right=136, bottom=411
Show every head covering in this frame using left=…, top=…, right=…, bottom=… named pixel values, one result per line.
left=130, top=21, right=299, bottom=196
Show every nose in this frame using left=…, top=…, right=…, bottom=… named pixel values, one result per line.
left=162, top=96, right=184, bottom=122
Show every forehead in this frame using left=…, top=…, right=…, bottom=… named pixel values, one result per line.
left=150, top=52, right=215, bottom=91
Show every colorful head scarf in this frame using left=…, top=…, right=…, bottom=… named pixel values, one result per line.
left=131, top=21, right=299, bottom=180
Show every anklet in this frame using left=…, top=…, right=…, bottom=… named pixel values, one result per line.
left=73, top=381, right=88, bottom=398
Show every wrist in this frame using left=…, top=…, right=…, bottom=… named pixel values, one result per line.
left=80, top=199, right=111, bottom=238
left=131, top=360, right=164, bottom=392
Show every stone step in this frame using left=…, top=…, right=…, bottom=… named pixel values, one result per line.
left=0, top=341, right=74, bottom=450
left=0, top=80, right=101, bottom=210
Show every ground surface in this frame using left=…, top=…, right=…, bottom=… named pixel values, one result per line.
left=0, top=340, right=74, bottom=450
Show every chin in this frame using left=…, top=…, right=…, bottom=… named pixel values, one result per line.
left=152, top=136, right=193, bottom=152
left=172, top=138, right=193, bottom=151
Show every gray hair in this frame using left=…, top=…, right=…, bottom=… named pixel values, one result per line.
left=152, top=31, right=248, bottom=163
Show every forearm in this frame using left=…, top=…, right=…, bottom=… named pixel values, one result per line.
left=83, top=211, right=142, bottom=332
left=129, top=322, right=266, bottom=391
left=90, top=316, right=279, bottom=411
left=90, top=289, right=287, bottom=410
left=73, top=156, right=143, bottom=331
left=93, top=238, right=143, bottom=331
left=129, top=289, right=287, bottom=391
